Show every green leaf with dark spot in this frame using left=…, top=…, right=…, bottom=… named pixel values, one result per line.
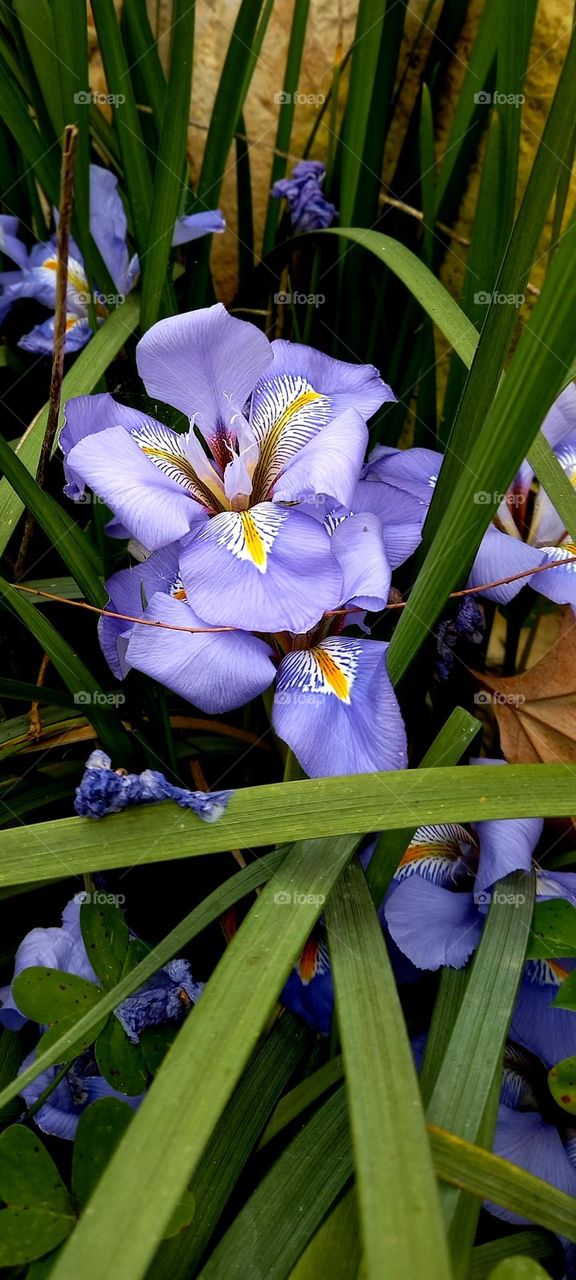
left=80, top=899, right=130, bottom=990
left=548, top=1056, right=576, bottom=1116
left=0, top=1125, right=71, bottom=1212
left=139, top=1025, right=178, bottom=1075
left=72, top=1099, right=135, bottom=1209
left=38, top=1010, right=109, bottom=1058
left=11, top=968, right=103, bottom=1024
left=163, top=1191, right=196, bottom=1240
left=0, top=1206, right=74, bottom=1266
left=0, top=1126, right=75, bottom=1265
left=95, top=1015, right=148, bottom=1097
left=526, top=900, right=576, bottom=959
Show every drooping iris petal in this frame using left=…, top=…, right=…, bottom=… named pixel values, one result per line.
left=99, top=543, right=181, bottom=679
left=488, top=1105, right=576, bottom=1226
left=474, top=817, right=543, bottom=892
left=384, top=879, right=482, bottom=970
left=19, top=313, right=93, bottom=355
left=66, top=425, right=208, bottom=549
left=265, top=339, right=394, bottom=423
left=171, top=209, right=225, bottom=245
left=365, top=443, right=442, bottom=499
left=0, top=214, right=27, bottom=268
left=271, top=408, right=368, bottom=509
left=19, top=1055, right=142, bottom=1140
left=136, top=302, right=273, bottom=428
left=125, top=592, right=276, bottom=713
left=329, top=511, right=391, bottom=609
left=509, top=961, right=576, bottom=1068
left=61, top=393, right=176, bottom=500
left=89, top=164, right=131, bottom=294
left=529, top=543, right=576, bottom=609
left=541, top=383, right=576, bottom=451
left=180, top=504, right=342, bottom=633
left=273, top=636, right=407, bottom=776
left=467, top=526, right=545, bottom=603
left=0, top=898, right=98, bottom=1030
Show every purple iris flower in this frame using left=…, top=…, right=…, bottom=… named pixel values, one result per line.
left=359, top=384, right=576, bottom=609
left=509, top=958, right=576, bottom=1070
left=18, top=1052, right=142, bottom=1141
left=383, top=811, right=576, bottom=973
left=0, top=894, right=203, bottom=1045
left=271, top=160, right=337, bottom=232
left=487, top=1044, right=576, bottom=1270
left=0, top=897, right=98, bottom=1032
left=97, top=518, right=407, bottom=777
left=60, top=302, right=394, bottom=635
left=0, top=165, right=224, bottom=353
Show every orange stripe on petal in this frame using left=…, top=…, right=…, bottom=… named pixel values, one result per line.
left=312, top=647, right=351, bottom=702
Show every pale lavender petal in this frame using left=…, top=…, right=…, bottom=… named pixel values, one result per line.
left=541, top=383, right=576, bottom=450
left=474, top=817, right=543, bottom=892
left=66, top=426, right=207, bottom=548
left=510, top=965, right=576, bottom=1068
left=273, top=637, right=407, bottom=776
left=61, top=394, right=175, bottom=500
left=99, top=544, right=181, bottom=679
left=172, top=210, right=225, bottom=245
left=89, top=164, right=131, bottom=293
left=0, top=214, right=27, bottom=268
left=272, top=408, right=368, bottom=508
left=125, top=592, right=275, bottom=713
left=489, top=1106, right=576, bottom=1226
left=136, top=302, right=272, bottom=427
left=263, top=339, right=394, bottom=423
left=530, top=544, right=576, bottom=608
left=19, top=314, right=93, bottom=355
left=467, top=527, right=546, bottom=604
left=329, top=512, right=391, bottom=609
left=179, top=503, right=342, bottom=632
left=384, top=878, right=482, bottom=970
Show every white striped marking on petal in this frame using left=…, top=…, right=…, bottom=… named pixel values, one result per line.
left=42, top=254, right=91, bottom=313
left=539, top=542, right=576, bottom=571
left=394, top=822, right=477, bottom=886
left=130, top=421, right=220, bottom=510
left=524, top=958, right=570, bottom=987
left=250, top=373, right=332, bottom=500
left=277, top=637, right=362, bottom=704
left=207, top=505, right=286, bottom=573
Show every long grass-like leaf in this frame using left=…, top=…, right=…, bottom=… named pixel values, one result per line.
left=139, top=0, right=194, bottom=330
left=1, top=765, right=576, bottom=890
left=48, top=836, right=359, bottom=1280
left=326, top=859, right=451, bottom=1279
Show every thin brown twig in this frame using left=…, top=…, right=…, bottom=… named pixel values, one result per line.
left=28, top=653, right=51, bottom=741
left=8, top=555, right=576, bottom=631
left=15, top=126, right=78, bottom=579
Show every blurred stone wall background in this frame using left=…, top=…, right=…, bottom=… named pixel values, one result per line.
left=88, top=0, right=575, bottom=300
